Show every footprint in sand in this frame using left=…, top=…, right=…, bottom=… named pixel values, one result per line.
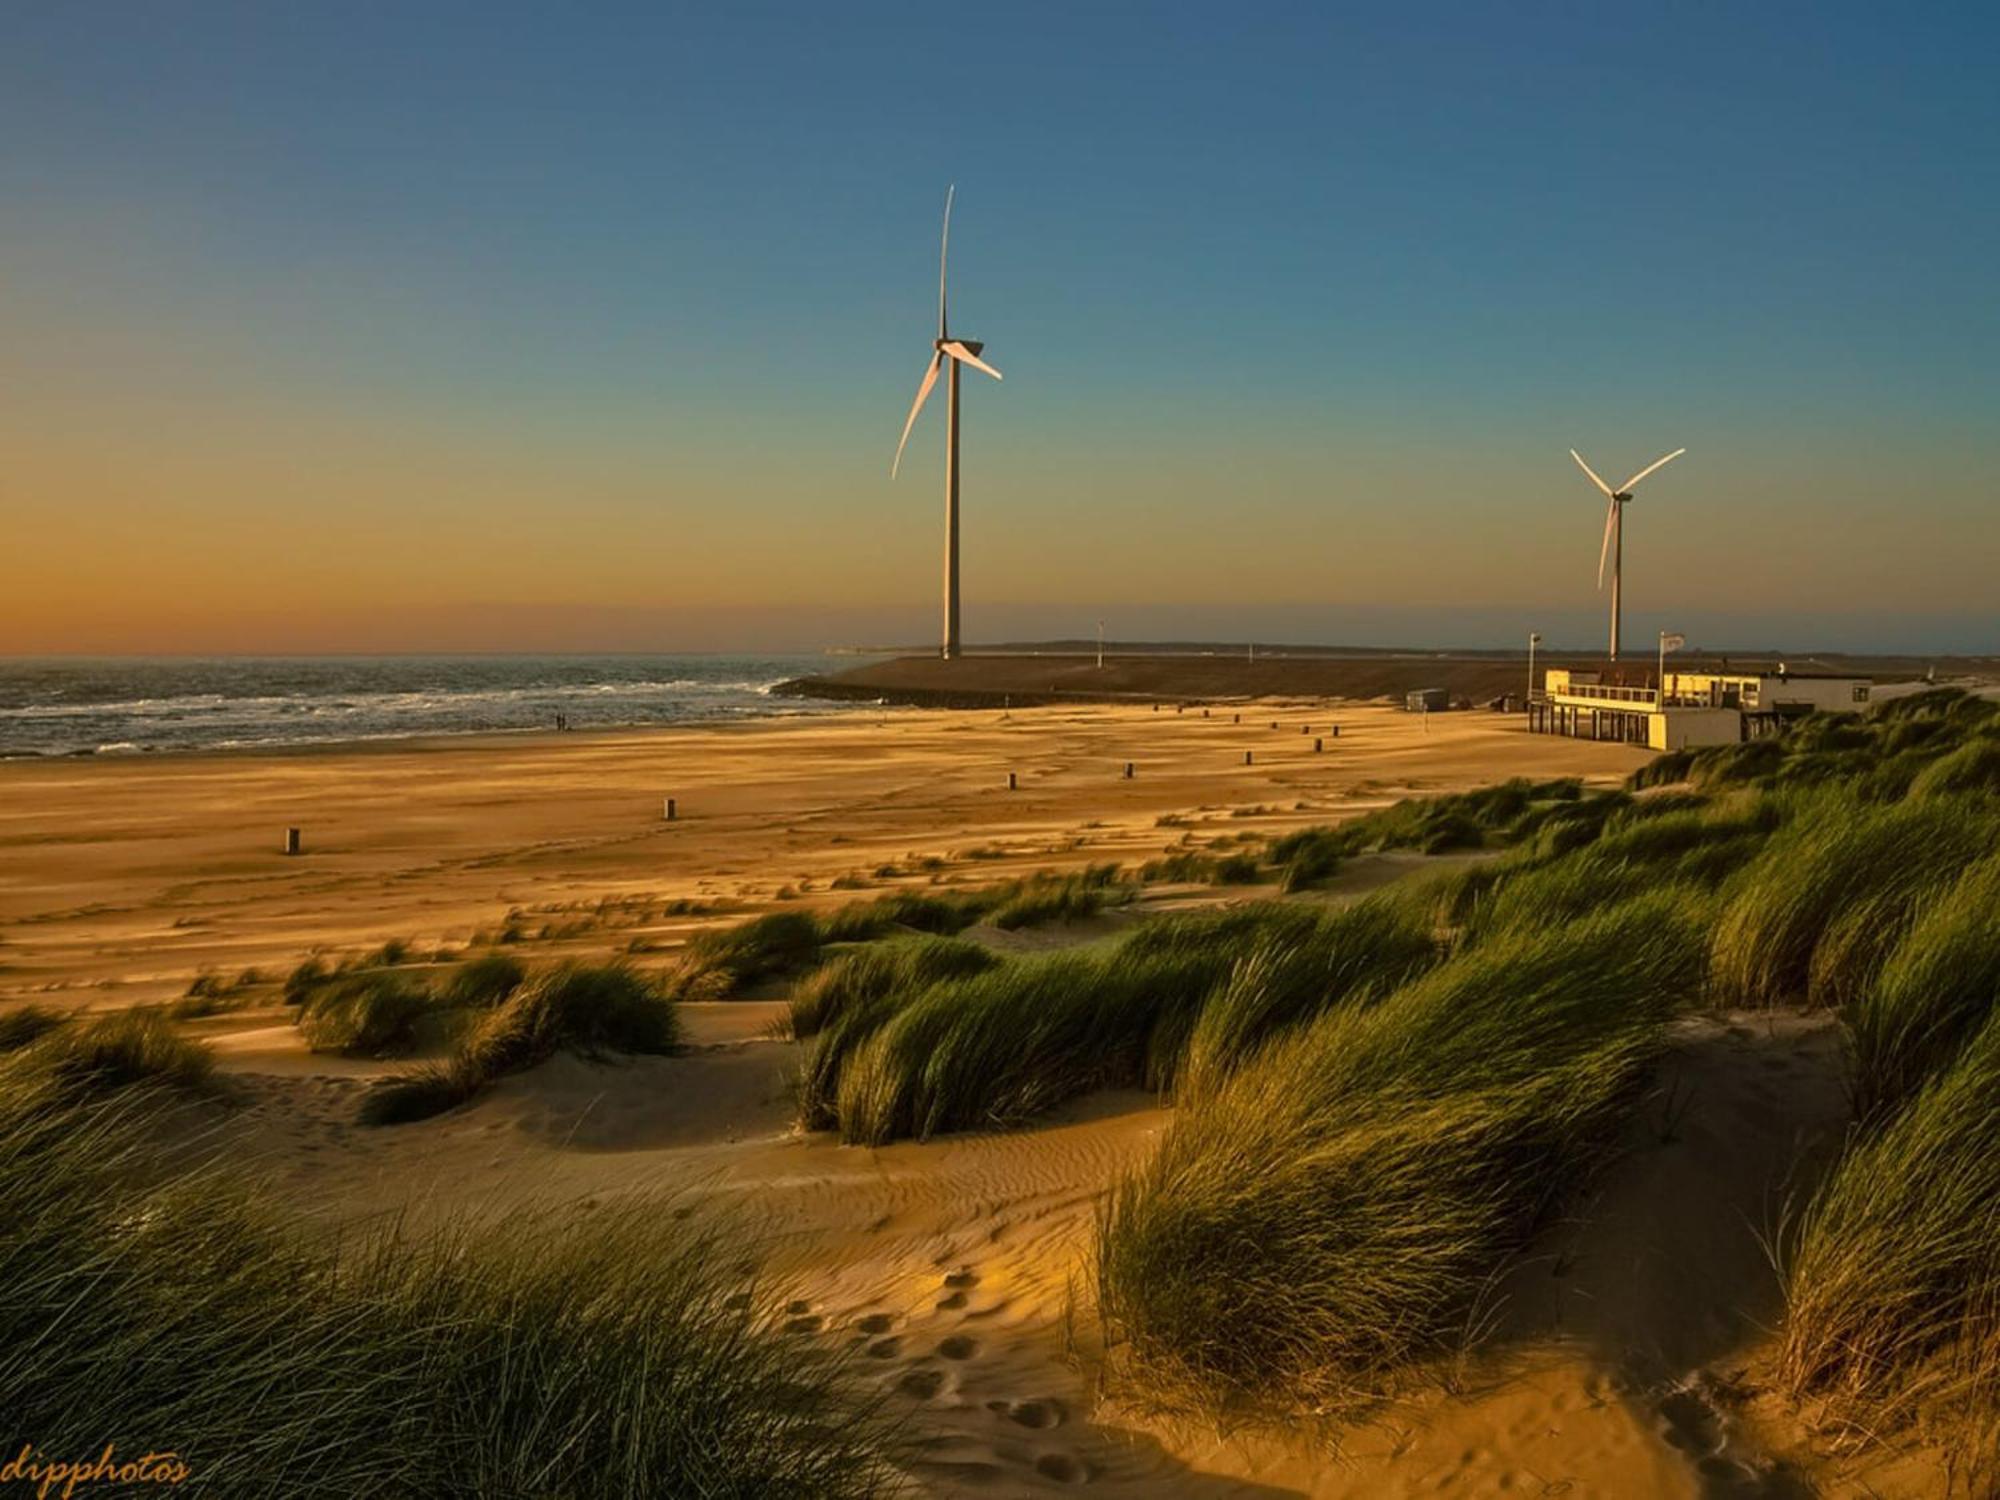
left=935, top=1290, right=968, bottom=1311
left=942, top=1266, right=980, bottom=1289
left=865, top=1336, right=903, bottom=1359
left=937, top=1335, right=979, bottom=1361
left=853, top=1313, right=895, bottom=1335
left=1033, top=1453, right=1092, bottom=1484
left=986, top=1398, right=1066, bottom=1430
left=782, top=1303, right=823, bottom=1334
left=897, top=1368, right=946, bottom=1400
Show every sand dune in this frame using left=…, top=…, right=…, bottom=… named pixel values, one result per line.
left=2, top=701, right=1936, bottom=1495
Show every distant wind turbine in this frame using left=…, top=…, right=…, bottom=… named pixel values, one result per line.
left=1569, top=447, right=1685, bottom=662
left=892, top=186, right=1004, bottom=661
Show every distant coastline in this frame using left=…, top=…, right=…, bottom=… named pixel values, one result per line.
left=776, top=646, right=1991, bottom=710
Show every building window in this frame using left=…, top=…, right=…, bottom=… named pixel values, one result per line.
left=1853, top=684, right=1870, bottom=703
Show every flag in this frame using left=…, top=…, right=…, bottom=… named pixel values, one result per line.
left=1660, top=632, right=1687, bottom=653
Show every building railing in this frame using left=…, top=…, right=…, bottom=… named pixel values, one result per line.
left=1551, top=683, right=1660, bottom=707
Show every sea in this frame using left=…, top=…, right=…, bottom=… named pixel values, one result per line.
left=0, top=655, right=868, bottom=758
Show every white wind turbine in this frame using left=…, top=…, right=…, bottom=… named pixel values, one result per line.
left=1569, top=446, right=1685, bottom=662
left=892, top=186, right=1003, bottom=661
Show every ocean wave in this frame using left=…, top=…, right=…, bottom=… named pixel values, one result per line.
left=0, top=654, right=850, bottom=757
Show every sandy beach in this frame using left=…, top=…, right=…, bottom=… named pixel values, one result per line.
left=0, top=700, right=1941, bottom=1496
left=0, top=699, right=1638, bottom=1008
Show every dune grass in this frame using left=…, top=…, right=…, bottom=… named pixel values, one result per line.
left=22, top=1009, right=215, bottom=1098
left=988, top=863, right=1130, bottom=929
left=362, top=963, right=679, bottom=1125
left=296, top=971, right=441, bottom=1057
left=786, top=936, right=998, bottom=1041
left=1175, top=898, right=1441, bottom=1097
left=1707, top=793, right=1999, bottom=1009
left=1909, top=738, right=2000, bottom=799
left=789, top=937, right=1001, bottom=1131
left=438, top=951, right=527, bottom=1009
left=667, top=911, right=825, bottom=999
left=1781, top=1010, right=2000, bottom=1474
left=0, top=1004, right=68, bottom=1052
left=1095, top=894, right=1702, bottom=1423
left=169, top=966, right=267, bottom=1018
left=0, top=1055, right=899, bottom=1498
left=808, top=902, right=1438, bottom=1145
left=1847, top=856, right=2000, bottom=1124
left=1137, top=850, right=1264, bottom=885
left=1269, top=777, right=1585, bottom=890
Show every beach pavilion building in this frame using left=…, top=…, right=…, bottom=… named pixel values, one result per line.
left=1528, top=666, right=1872, bottom=750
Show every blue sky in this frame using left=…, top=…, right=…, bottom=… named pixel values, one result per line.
left=2, top=2, right=1995, bottom=653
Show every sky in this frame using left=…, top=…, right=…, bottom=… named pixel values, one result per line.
left=1, top=2, right=1995, bottom=656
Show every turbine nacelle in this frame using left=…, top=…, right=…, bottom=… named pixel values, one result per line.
left=1570, top=446, right=1685, bottom=590
left=892, top=191, right=1003, bottom=478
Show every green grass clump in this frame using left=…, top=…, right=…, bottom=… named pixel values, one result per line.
left=817, top=889, right=988, bottom=942
left=365, top=964, right=679, bottom=1125
left=790, top=938, right=1001, bottom=1131
left=1096, top=894, right=1700, bottom=1422
left=1780, top=1010, right=2000, bottom=1470
left=668, top=912, right=824, bottom=999
left=787, top=936, right=997, bottom=1041
left=462, top=961, right=678, bottom=1073
left=283, top=956, right=330, bottom=1005
left=438, top=952, right=527, bottom=1009
left=989, top=864, right=1129, bottom=930
left=1909, top=739, right=2000, bottom=799
left=23, top=1010, right=214, bottom=1097
left=1707, top=792, right=1999, bottom=1009
left=1137, top=850, right=1261, bottom=885
left=1270, top=778, right=1585, bottom=890
left=0, top=1067, right=899, bottom=1498
left=297, top=972, right=440, bottom=1057
left=0, top=1005, right=68, bottom=1052
left=1176, top=898, right=1440, bottom=1097
left=168, top=966, right=267, bottom=1019
left=1848, top=856, right=2000, bottom=1123
left=819, top=903, right=1428, bottom=1145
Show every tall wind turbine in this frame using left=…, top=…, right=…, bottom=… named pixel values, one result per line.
left=892, top=186, right=1003, bottom=661
left=1569, top=447, right=1685, bottom=662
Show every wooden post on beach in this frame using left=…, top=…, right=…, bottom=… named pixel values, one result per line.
left=283, top=827, right=301, bottom=856
left=1124, top=762, right=1134, bottom=779
left=1314, top=738, right=1323, bottom=753
left=664, top=798, right=677, bottom=821
left=1233, top=713, right=1240, bottom=724
left=1202, top=708, right=1209, bottom=718
left=1008, top=771, right=1017, bottom=791
left=1331, top=725, right=1340, bottom=738
left=1301, top=724, right=1310, bottom=735
left=1244, top=751, right=1254, bottom=766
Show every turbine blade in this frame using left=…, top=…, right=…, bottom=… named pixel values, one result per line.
left=1597, top=498, right=1618, bottom=589
left=891, top=353, right=942, bottom=478
left=938, top=185, right=954, bottom=342
left=941, top=340, right=1003, bottom=381
left=1571, top=448, right=1615, bottom=498
left=1619, top=447, right=1686, bottom=493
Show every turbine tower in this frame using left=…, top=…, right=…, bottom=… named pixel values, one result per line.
left=1569, top=447, right=1685, bottom=663
left=892, top=186, right=1003, bottom=661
